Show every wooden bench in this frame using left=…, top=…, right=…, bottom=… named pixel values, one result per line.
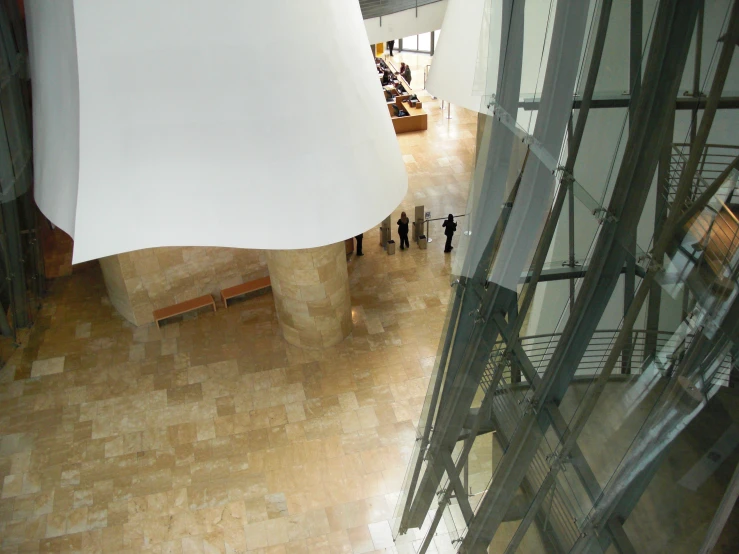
left=221, top=276, right=271, bottom=308
left=153, top=294, right=216, bottom=329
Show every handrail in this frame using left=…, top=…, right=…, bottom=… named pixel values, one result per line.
left=359, top=0, right=443, bottom=20
left=424, top=214, right=466, bottom=222
left=482, top=329, right=734, bottom=392
left=422, top=214, right=466, bottom=244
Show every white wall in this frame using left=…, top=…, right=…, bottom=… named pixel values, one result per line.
left=28, top=0, right=408, bottom=263
left=364, top=1, right=447, bottom=45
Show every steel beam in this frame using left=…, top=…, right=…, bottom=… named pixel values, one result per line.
left=398, top=277, right=466, bottom=531
left=691, top=1, right=704, bottom=148
left=623, top=0, right=643, bottom=375
left=520, top=95, right=739, bottom=111
left=403, top=284, right=515, bottom=530
left=519, top=262, right=646, bottom=284
left=461, top=3, right=701, bottom=551
left=403, top=151, right=526, bottom=529
left=535, top=0, right=737, bottom=543
left=542, top=0, right=701, bottom=407
left=441, top=453, right=474, bottom=524
left=645, top=109, right=674, bottom=358
left=401, top=0, right=527, bottom=525
left=567, top=116, right=576, bottom=311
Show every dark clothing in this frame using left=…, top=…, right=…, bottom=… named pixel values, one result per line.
left=387, top=40, right=394, bottom=55
left=443, top=219, right=456, bottom=253
left=397, top=218, right=410, bottom=249
left=355, top=233, right=363, bottom=256
left=403, top=66, right=411, bottom=84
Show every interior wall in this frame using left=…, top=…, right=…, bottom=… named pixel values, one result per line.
left=99, top=255, right=136, bottom=325
left=99, top=246, right=268, bottom=326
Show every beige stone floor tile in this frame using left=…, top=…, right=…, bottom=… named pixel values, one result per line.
left=30, top=357, right=65, bottom=378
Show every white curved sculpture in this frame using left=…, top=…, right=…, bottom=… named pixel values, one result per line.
left=425, top=0, right=490, bottom=113
left=26, top=0, right=407, bottom=263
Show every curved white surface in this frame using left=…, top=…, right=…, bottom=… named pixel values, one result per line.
left=27, top=0, right=407, bottom=263
left=426, top=0, right=488, bottom=112
left=26, top=0, right=79, bottom=237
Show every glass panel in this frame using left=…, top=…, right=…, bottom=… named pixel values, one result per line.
left=403, top=35, right=418, bottom=51
left=418, top=32, right=432, bottom=53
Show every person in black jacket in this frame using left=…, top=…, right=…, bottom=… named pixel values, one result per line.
left=397, top=212, right=410, bottom=250
left=398, top=62, right=412, bottom=84
left=442, top=214, right=456, bottom=253
left=382, top=69, right=392, bottom=86
left=387, top=39, right=395, bottom=56
left=355, top=233, right=364, bottom=256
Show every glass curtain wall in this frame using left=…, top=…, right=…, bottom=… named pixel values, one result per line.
left=392, top=0, right=739, bottom=552
left=0, top=0, right=45, bottom=351
left=399, top=31, right=437, bottom=55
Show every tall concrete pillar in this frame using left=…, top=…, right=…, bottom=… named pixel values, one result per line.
left=266, top=242, right=352, bottom=349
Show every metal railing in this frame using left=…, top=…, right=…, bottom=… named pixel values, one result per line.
left=360, top=0, right=443, bottom=20
left=482, top=329, right=735, bottom=392
left=415, top=214, right=466, bottom=245
left=665, top=144, right=739, bottom=303
left=470, top=328, right=736, bottom=550
left=668, top=143, right=739, bottom=209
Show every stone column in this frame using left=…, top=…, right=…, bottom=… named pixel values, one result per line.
left=266, top=242, right=352, bottom=349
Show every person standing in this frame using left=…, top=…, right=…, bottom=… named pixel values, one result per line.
left=387, top=39, right=395, bottom=56
left=355, top=233, right=364, bottom=256
left=402, top=63, right=412, bottom=84
left=397, top=212, right=410, bottom=250
left=442, top=214, right=456, bottom=253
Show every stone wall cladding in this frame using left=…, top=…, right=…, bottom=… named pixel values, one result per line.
left=100, top=246, right=268, bottom=325
left=266, top=242, right=352, bottom=349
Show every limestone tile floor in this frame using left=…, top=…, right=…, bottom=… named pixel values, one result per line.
left=0, top=96, right=478, bottom=553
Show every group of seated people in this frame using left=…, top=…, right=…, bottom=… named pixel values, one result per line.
left=375, top=58, right=412, bottom=88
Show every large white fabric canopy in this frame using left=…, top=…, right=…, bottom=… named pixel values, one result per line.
left=425, top=0, right=490, bottom=113
left=27, top=0, right=407, bottom=263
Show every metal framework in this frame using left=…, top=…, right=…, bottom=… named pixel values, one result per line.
left=394, top=0, right=739, bottom=552
left=0, top=0, right=45, bottom=347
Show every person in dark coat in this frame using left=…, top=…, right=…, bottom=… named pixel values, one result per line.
left=355, top=233, right=364, bottom=256
left=399, top=62, right=412, bottom=84
left=397, top=212, right=410, bottom=250
left=442, top=214, right=456, bottom=253
left=387, top=39, right=395, bottom=56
